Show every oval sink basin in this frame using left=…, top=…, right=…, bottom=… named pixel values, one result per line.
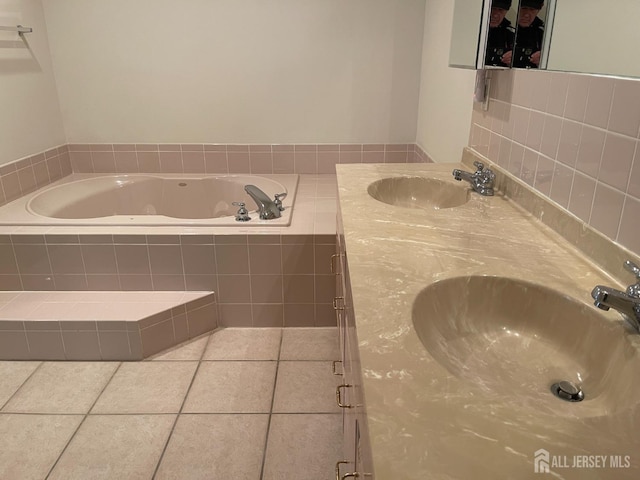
left=367, top=177, right=469, bottom=210
left=412, top=276, right=640, bottom=416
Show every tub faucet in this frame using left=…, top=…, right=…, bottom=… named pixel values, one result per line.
left=452, top=161, right=495, bottom=196
left=244, top=185, right=282, bottom=220
left=591, top=260, right=640, bottom=332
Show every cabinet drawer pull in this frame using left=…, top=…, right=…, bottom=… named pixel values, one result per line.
left=332, top=360, right=343, bottom=376
left=336, top=384, right=354, bottom=408
left=333, top=296, right=345, bottom=310
left=342, top=474, right=360, bottom=479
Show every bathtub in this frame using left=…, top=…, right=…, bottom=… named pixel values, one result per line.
left=0, top=173, right=298, bottom=226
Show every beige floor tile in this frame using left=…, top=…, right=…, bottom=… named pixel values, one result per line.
left=0, top=414, right=83, bottom=480
left=48, top=414, right=175, bottom=480
left=2, top=362, right=119, bottom=414
left=272, top=361, right=341, bottom=413
left=155, top=414, right=269, bottom=480
left=202, top=328, right=282, bottom=360
left=0, top=361, right=40, bottom=407
left=280, top=327, right=340, bottom=360
left=149, top=334, right=210, bottom=361
left=91, top=362, right=198, bottom=414
left=262, top=414, right=342, bottom=480
left=183, top=361, right=276, bottom=413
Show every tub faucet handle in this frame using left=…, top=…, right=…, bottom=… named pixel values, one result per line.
left=274, top=192, right=287, bottom=211
left=232, top=201, right=251, bottom=222
left=473, top=161, right=485, bottom=172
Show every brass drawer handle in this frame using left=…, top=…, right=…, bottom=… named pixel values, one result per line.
left=332, top=360, right=343, bottom=376
left=333, top=296, right=345, bottom=310
left=336, top=384, right=354, bottom=408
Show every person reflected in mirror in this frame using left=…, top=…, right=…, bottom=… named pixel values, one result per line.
left=485, top=0, right=515, bottom=67
left=513, top=0, right=545, bottom=68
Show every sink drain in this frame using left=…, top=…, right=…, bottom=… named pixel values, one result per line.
left=550, top=381, right=584, bottom=402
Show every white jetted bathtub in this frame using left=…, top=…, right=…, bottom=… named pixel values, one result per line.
left=0, top=173, right=298, bottom=226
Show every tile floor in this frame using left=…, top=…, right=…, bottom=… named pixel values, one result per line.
left=0, top=327, right=343, bottom=479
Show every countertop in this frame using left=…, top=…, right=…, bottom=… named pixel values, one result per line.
left=336, top=160, right=640, bottom=479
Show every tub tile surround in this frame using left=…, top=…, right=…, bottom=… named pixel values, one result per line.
left=66, top=143, right=428, bottom=176
left=469, top=69, right=640, bottom=256
left=0, top=328, right=342, bottom=479
left=0, top=291, right=216, bottom=360
left=0, top=145, right=71, bottom=209
left=336, top=161, right=640, bottom=478
left=0, top=232, right=337, bottom=328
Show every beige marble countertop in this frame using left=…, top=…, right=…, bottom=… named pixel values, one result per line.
left=336, top=161, right=640, bottom=479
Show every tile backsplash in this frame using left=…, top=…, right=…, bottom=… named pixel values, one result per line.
left=67, top=143, right=427, bottom=175
left=0, top=146, right=71, bottom=208
left=470, top=69, right=640, bottom=256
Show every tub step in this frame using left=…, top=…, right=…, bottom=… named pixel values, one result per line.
left=0, top=291, right=217, bottom=361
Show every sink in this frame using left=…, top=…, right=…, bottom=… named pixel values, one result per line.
left=367, top=177, right=469, bottom=210
left=412, top=275, right=640, bottom=416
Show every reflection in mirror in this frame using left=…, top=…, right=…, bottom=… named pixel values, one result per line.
left=485, top=0, right=516, bottom=68
left=513, top=0, right=547, bottom=68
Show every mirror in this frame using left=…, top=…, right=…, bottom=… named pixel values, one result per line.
left=543, top=0, right=640, bottom=78
left=485, top=0, right=549, bottom=69
left=450, top=0, right=640, bottom=79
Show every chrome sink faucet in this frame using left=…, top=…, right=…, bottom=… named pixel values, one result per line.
left=591, top=260, right=640, bottom=332
left=452, top=161, right=495, bottom=196
left=244, top=185, right=282, bottom=220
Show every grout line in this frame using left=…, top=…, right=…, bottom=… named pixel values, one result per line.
left=259, top=327, right=284, bottom=480
left=0, top=361, right=44, bottom=411
left=44, top=361, right=123, bottom=478
left=150, top=333, right=211, bottom=479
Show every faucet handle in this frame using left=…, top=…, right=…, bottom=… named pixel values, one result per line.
left=232, top=201, right=251, bottom=222
left=473, top=161, right=485, bottom=172
left=624, top=260, right=640, bottom=298
left=274, top=192, right=287, bottom=211
left=624, top=260, right=640, bottom=279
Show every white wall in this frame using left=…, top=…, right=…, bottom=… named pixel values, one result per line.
left=0, top=0, right=65, bottom=165
left=416, top=0, right=475, bottom=163
left=42, top=0, right=425, bottom=145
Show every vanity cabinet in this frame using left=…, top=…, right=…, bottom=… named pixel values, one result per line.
left=334, top=205, right=374, bottom=479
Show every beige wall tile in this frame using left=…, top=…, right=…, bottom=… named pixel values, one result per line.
left=150, top=334, right=210, bottom=361
left=217, top=304, right=253, bottom=327
left=284, top=304, right=315, bottom=327
left=186, top=303, right=217, bottom=337
left=590, top=184, right=625, bottom=239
